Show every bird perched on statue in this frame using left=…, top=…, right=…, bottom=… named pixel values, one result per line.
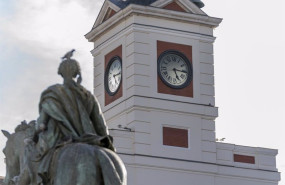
left=62, top=49, right=75, bottom=60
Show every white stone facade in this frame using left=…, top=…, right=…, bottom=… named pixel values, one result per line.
left=86, top=1, right=280, bottom=184
left=109, top=130, right=279, bottom=185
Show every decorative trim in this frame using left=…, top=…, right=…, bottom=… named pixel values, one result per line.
left=103, top=95, right=218, bottom=122
left=151, top=0, right=173, bottom=7
left=162, top=1, right=188, bottom=13
left=93, top=0, right=120, bottom=28
left=102, top=8, right=117, bottom=23
left=116, top=153, right=279, bottom=173
left=217, top=143, right=279, bottom=157
left=178, top=0, right=206, bottom=15
left=151, top=0, right=206, bottom=15
left=86, top=4, right=222, bottom=42
left=90, top=23, right=216, bottom=57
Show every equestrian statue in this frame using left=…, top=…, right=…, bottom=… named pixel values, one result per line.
left=2, top=50, right=127, bottom=185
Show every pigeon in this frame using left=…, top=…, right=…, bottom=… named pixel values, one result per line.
left=62, top=49, right=75, bottom=60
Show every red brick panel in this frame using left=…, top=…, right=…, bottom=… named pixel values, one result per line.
left=157, top=41, right=193, bottom=97
left=234, top=154, right=255, bottom=164
left=163, top=127, right=188, bottom=148
left=163, top=2, right=187, bottom=12
left=105, top=45, right=123, bottom=106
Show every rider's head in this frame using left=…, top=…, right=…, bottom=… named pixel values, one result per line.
left=58, top=59, right=82, bottom=84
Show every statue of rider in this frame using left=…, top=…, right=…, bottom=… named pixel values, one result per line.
left=34, top=50, right=115, bottom=184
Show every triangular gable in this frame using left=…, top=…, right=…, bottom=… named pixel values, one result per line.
left=102, top=8, right=117, bottom=22
left=93, top=0, right=207, bottom=29
left=151, top=0, right=206, bottom=15
left=93, top=0, right=120, bottom=29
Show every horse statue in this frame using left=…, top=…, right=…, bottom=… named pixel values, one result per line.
left=2, top=121, right=36, bottom=185
left=2, top=120, right=127, bottom=185
left=2, top=51, right=127, bottom=185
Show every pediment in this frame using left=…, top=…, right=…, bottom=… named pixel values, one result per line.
left=93, top=0, right=120, bottom=29
left=92, top=0, right=207, bottom=29
left=151, top=0, right=206, bottom=15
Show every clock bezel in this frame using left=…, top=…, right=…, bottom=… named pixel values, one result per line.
left=104, top=56, right=122, bottom=96
left=157, top=50, right=193, bottom=89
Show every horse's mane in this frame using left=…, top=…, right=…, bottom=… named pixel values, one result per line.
left=15, top=120, right=36, bottom=133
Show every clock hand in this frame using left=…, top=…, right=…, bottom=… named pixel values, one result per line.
left=175, top=69, right=188, bottom=73
left=113, top=72, right=121, bottom=85
left=113, top=74, right=118, bottom=84
left=113, top=72, right=121, bottom=77
left=173, top=68, right=180, bottom=80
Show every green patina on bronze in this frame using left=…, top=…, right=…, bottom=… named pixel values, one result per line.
left=2, top=51, right=127, bottom=185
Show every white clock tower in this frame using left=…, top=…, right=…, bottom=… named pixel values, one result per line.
left=86, top=0, right=280, bottom=184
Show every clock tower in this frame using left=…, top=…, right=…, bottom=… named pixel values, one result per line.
left=86, top=0, right=280, bottom=184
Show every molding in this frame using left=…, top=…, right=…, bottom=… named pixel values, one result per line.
left=108, top=1, right=121, bottom=12
left=103, top=95, right=219, bottom=123
left=151, top=0, right=206, bottom=15
left=93, top=0, right=120, bottom=28
left=117, top=152, right=281, bottom=180
left=86, top=4, right=222, bottom=42
left=151, top=0, right=175, bottom=7
left=92, top=0, right=208, bottom=30
left=151, top=0, right=173, bottom=7
left=217, top=143, right=278, bottom=156
left=90, top=23, right=216, bottom=57
left=178, top=0, right=206, bottom=15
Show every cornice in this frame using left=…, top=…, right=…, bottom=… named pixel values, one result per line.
left=151, top=0, right=206, bottom=15
left=90, top=23, right=217, bottom=57
left=85, top=4, right=222, bottom=42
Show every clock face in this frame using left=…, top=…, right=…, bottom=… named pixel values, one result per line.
left=158, top=50, right=192, bottom=89
left=105, top=56, right=122, bottom=96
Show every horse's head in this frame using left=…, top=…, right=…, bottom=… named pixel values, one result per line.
left=2, top=130, right=19, bottom=184
left=2, top=120, right=36, bottom=184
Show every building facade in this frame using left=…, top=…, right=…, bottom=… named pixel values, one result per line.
left=85, top=0, right=280, bottom=184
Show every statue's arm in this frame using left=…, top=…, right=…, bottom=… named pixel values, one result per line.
left=90, top=97, right=109, bottom=136
left=36, top=110, right=49, bottom=131
left=33, top=110, right=49, bottom=142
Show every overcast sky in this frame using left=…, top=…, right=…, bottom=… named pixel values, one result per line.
left=0, top=0, right=284, bottom=183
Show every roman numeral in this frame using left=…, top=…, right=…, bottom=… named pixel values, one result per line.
left=167, top=76, right=172, bottom=82
left=161, top=66, right=167, bottom=71
left=166, top=56, right=171, bottom=62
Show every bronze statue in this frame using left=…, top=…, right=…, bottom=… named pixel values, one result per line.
left=2, top=51, right=127, bottom=185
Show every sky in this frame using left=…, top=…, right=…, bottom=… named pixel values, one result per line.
left=0, top=0, right=284, bottom=183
